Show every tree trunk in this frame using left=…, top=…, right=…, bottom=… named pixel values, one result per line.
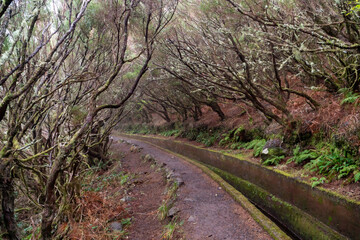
left=161, top=105, right=171, bottom=122
left=40, top=156, right=62, bottom=239
left=41, top=112, right=95, bottom=239
left=182, top=109, right=188, bottom=122
left=207, top=101, right=225, bottom=121
left=0, top=162, right=19, bottom=240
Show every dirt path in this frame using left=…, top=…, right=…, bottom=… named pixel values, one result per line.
left=114, top=136, right=272, bottom=240
left=112, top=139, right=167, bottom=239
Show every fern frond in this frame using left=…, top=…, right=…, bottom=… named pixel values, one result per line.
left=243, top=139, right=266, bottom=157
left=287, top=147, right=318, bottom=164
left=340, top=89, right=360, bottom=105
left=354, top=171, right=360, bottom=182
left=263, top=155, right=284, bottom=166
left=338, top=165, right=358, bottom=179
left=341, top=95, right=360, bottom=105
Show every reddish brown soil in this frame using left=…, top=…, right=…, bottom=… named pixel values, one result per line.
left=113, top=140, right=167, bottom=240
left=115, top=136, right=273, bottom=240
left=150, top=101, right=265, bottom=129
left=147, top=77, right=360, bottom=140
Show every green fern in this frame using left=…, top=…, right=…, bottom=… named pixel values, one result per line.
left=340, top=88, right=360, bottom=105
left=202, top=134, right=218, bottom=147
left=305, top=150, right=357, bottom=180
left=233, top=126, right=245, bottom=142
left=354, top=171, right=360, bottom=182
left=219, top=135, right=231, bottom=146
left=160, top=129, right=181, bottom=137
left=219, top=126, right=245, bottom=146
left=310, top=177, right=327, bottom=188
left=243, top=139, right=266, bottom=157
left=263, top=155, right=284, bottom=166
left=230, top=142, right=242, bottom=150
left=338, top=165, right=358, bottom=179
left=287, top=146, right=318, bottom=164
left=341, top=95, right=360, bottom=105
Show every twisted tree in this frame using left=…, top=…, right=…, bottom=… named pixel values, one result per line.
left=0, top=0, right=177, bottom=239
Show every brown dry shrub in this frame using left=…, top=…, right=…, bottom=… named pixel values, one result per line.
left=61, top=188, right=129, bottom=239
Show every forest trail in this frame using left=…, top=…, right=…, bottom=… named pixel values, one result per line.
left=113, top=135, right=272, bottom=240
left=112, top=139, right=166, bottom=239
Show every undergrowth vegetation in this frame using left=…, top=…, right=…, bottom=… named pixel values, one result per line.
left=125, top=124, right=223, bottom=147
left=242, top=139, right=267, bottom=157
left=263, top=155, right=285, bottom=166
left=162, top=218, right=183, bottom=240
left=123, top=123, right=360, bottom=185
left=158, top=180, right=179, bottom=221
left=157, top=176, right=182, bottom=239
left=64, top=166, right=133, bottom=239
left=340, top=88, right=360, bottom=106
left=286, top=142, right=360, bottom=183
left=304, top=147, right=360, bottom=183
left=287, top=146, right=319, bottom=165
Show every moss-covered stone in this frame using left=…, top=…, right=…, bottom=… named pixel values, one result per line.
left=260, top=147, right=285, bottom=161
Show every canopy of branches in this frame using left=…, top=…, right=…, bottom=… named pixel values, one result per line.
left=1, top=0, right=360, bottom=239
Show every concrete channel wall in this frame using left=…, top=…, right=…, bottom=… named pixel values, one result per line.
left=122, top=134, right=360, bottom=240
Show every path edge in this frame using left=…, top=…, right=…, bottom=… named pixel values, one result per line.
left=119, top=135, right=291, bottom=240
